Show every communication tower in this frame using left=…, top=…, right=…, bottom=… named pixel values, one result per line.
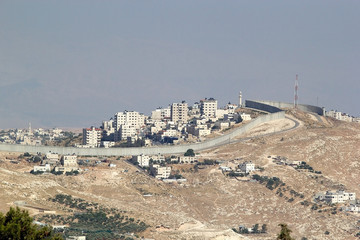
left=294, top=74, right=299, bottom=108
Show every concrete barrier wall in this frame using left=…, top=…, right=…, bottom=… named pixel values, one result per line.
left=0, top=111, right=285, bottom=156
left=247, top=100, right=324, bottom=116
left=245, top=100, right=283, bottom=113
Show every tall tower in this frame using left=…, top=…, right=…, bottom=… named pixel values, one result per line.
left=239, top=91, right=242, bottom=107
left=294, top=75, right=299, bottom=108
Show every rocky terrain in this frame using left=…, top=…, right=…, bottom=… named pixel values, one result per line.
left=0, top=110, right=359, bottom=240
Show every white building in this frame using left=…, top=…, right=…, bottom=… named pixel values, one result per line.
left=132, top=154, right=150, bottom=167
left=239, top=113, right=252, bottom=122
left=171, top=102, right=188, bottom=123
left=33, top=164, right=51, bottom=172
left=162, top=129, right=179, bottom=138
left=102, top=119, right=115, bottom=136
left=214, top=121, right=230, bottom=130
left=151, top=164, right=171, bottom=179
left=179, top=156, right=197, bottom=164
left=61, top=155, right=78, bottom=167
left=344, top=204, right=360, bottom=213
left=114, top=111, right=145, bottom=130
left=239, top=161, right=255, bottom=173
left=83, top=126, right=101, bottom=147
left=118, top=124, right=137, bottom=141
left=150, top=154, right=165, bottom=162
left=101, top=141, right=115, bottom=148
left=200, top=98, right=217, bottom=118
left=54, top=155, right=79, bottom=173
left=187, top=125, right=211, bottom=137
left=66, top=237, right=86, bottom=240
left=44, top=152, right=59, bottom=165
left=318, top=190, right=356, bottom=204
left=151, top=107, right=171, bottom=121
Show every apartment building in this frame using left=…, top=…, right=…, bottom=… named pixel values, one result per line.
left=200, top=98, right=217, bottom=118
left=114, top=111, right=145, bottom=130
left=151, top=107, right=171, bottom=120
left=151, top=164, right=171, bottom=179
left=83, top=126, right=101, bottom=147
left=61, top=155, right=78, bottom=167
left=171, top=101, right=188, bottom=123
left=132, top=154, right=150, bottom=167
left=102, top=119, right=115, bottom=136
left=118, top=124, right=137, bottom=141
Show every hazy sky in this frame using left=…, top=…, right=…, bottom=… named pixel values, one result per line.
left=1, top=1, right=359, bottom=129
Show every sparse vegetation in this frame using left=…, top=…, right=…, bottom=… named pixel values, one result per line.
left=41, top=194, right=149, bottom=240
left=252, top=175, right=283, bottom=190
left=233, top=223, right=267, bottom=234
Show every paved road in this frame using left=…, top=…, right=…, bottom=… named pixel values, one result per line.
left=228, top=115, right=300, bottom=145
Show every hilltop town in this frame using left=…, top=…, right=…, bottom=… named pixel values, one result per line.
left=0, top=95, right=360, bottom=240
left=1, top=92, right=359, bottom=150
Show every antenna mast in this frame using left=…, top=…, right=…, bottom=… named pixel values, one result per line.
left=294, top=74, right=299, bottom=108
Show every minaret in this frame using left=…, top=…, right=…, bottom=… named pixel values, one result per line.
left=28, top=122, right=33, bottom=135
left=239, top=91, right=242, bottom=107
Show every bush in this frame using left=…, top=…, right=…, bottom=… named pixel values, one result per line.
left=24, top=152, right=31, bottom=157
left=30, top=170, right=44, bottom=175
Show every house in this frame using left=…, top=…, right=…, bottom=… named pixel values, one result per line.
left=43, top=152, right=59, bottom=165
left=150, top=154, right=165, bottom=162
left=179, top=156, right=197, bottom=164
left=101, top=141, right=115, bottom=148
left=238, top=161, right=255, bottom=173
left=66, top=237, right=86, bottom=240
left=344, top=204, right=360, bottom=213
left=33, top=164, right=51, bottom=172
left=54, top=155, right=79, bottom=173
left=132, top=154, right=150, bottom=167
left=239, top=113, right=252, bottom=121
left=219, top=166, right=232, bottom=172
left=150, top=164, right=171, bottom=179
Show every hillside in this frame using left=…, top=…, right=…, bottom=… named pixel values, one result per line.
left=0, top=110, right=359, bottom=239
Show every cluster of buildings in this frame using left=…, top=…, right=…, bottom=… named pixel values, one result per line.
left=81, top=93, right=252, bottom=148
left=315, top=190, right=356, bottom=204
left=325, top=110, right=360, bottom=123
left=272, top=156, right=302, bottom=166
left=315, top=190, right=360, bottom=214
left=131, top=154, right=198, bottom=179
left=220, top=160, right=256, bottom=174
left=0, top=125, right=67, bottom=146
left=33, top=152, right=79, bottom=174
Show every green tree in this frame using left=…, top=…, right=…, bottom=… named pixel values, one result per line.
left=277, top=224, right=294, bottom=240
left=0, top=207, right=62, bottom=240
left=261, top=224, right=267, bottom=233
left=184, top=149, right=195, bottom=157
left=252, top=223, right=259, bottom=233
